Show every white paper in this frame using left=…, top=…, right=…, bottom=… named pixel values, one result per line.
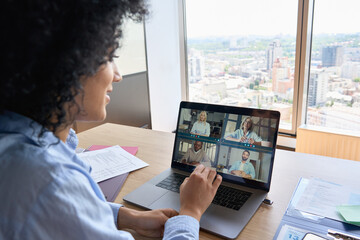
left=295, top=178, right=351, bottom=221
left=78, top=145, right=148, bottom=183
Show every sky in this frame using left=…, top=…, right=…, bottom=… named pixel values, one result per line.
left=185, top=0, right=360, bottom=38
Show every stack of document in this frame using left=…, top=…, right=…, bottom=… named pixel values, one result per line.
left=273, top=178, right=360, bottom=240
left=295, top=178, right=360, bottom=225
left=78, top=145, right=148, bottom=183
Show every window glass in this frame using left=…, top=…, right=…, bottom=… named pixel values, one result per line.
left=185, top=0, right=298, bottom=131
left=225, top=121, right=237, bottom=136
left=228, top=114, right=238, bottom=121
left=306, top=0, right=360, bottom=132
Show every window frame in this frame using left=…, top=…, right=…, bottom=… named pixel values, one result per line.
left=178, top=0, right=315, bottom=136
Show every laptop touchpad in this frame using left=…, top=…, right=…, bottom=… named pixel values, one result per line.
left=149, top=191, right=180, bottom=211
left=123, top=183, right=168, bottom=208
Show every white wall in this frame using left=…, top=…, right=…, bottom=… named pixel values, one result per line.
left=145, top=0, right=183, bottom=132
left=115, top=20, right=147, bottom=76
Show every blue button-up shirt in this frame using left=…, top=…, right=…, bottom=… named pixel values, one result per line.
left=225, top=129, right=262, bottom=143
left=229, top=161, right=256, bottom=179
left=0, top=111, right=199, bottom=239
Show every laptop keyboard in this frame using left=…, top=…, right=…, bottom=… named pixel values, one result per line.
left=155, top=173, right=252, bottom=211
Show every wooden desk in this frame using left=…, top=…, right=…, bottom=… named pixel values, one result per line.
left=77, top=123, right=360, bottom=240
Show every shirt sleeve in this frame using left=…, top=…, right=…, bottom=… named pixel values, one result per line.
left=182, top=150, right=190, bottom=163
left=247, top=163, right=256, bottom=179
left=225, top=131, right=234, bottom=138
left=226, top=129, right=240, bottom=139
left=251, top=132, right=262, bottom=142
left=205, top=123, right=210, bottom=136
left=202, top=151, right=211, bottom=164
left=229, top=161, right=239, bottom=172
left=163, top=215, right=199, bottom=240
left=21, top=168, right=134, bottom=240
left=190, top=122, right=197, bottom=134
left=108, top=202, right=123, bottom=227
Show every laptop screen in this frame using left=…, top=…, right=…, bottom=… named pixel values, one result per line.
left=171, top=101, right=280, bottom=191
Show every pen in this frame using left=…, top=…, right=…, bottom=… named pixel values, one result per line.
left=328, top=229, right=360, bottom=240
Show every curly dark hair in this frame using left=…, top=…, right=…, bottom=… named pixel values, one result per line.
left=0, top=0, right=147, bottom=136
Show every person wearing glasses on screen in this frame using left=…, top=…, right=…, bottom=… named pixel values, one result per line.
left=190, top=111, right=211, bottom=137
left=0, top=1, right=222, bottom=239
left=225, top=117, right=262, bottom=145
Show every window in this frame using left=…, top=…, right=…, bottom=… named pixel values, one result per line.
left=183, top=0, right=360, bottom=136
left=184, top=0, right=299, bottom=133
left=306, top=0, right=360, bottom=132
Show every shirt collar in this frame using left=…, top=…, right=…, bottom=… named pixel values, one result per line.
left=241, top=129, right=250, bottom=137
left=0, top=111, right=91, bottom=172
left=0, top=110, right=60, bottom=147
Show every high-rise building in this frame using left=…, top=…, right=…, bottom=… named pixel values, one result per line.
left=188, top=50, right=204, bottom=83
left=322, top=46, right=344, bottom=67
left=345, top=47, right=360, bottom=62
left=272, top=57, right=292, bottom=96
left=266, top=40, right=282, bottom=70
left=308, top=69, right=328, bottom=106
left=341, top=62, right=360, bottom=80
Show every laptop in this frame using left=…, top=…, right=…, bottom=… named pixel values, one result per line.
left=124, top=101, right=280, bottom=239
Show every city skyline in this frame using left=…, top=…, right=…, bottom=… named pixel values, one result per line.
left=187, top=32, right=360, bottom=131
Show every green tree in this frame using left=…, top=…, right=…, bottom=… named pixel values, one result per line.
left=224, top=64, right=231, bottom=73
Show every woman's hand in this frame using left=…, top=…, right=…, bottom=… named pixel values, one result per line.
left=117, top=207, right=178, bottom=237
left=179, top=165, right=222, bottom=221
left=231, top=170, right=242, bottom=176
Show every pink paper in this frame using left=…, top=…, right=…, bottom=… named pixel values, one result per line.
left=87, top=145, right=138, bottom=155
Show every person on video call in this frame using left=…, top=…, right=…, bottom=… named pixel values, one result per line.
left=0, top=1, right=222, bottom=239
left=181, top=141, right=211, bottom=167
left=225, top=117, right=262, bottom=145
left=229, top=150, right=255, bottom=179
left=190, top=111, right=211, bottom=137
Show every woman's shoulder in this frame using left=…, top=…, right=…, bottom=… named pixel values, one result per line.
left=1, top=136, right=56, bottom=178
left=0, top=134, right=62, bottom=208
left=192, top=121, right=201, bottom=127
left=249, top=130, right=259, bottom=136
left=0, top=132, right=82, bottom=179
left=0, top=132, right=93, bottom=196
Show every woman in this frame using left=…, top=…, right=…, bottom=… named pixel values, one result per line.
left=0, top=1, right=221, bottom=239
left=190, top=111, right=211, bottom=137
left=225, top=117, right=262, bottom=145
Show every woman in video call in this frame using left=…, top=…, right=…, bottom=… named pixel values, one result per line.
left=0, top=1, right=222, bottom=239
left=225, top=117, right=262, bottom=145
left=190, top=111, right=211, bottom=137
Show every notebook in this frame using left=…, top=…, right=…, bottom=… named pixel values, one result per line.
left=124, top=101, right=280, bottom=239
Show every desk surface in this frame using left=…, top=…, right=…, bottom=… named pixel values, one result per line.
left=77, top=123, right=360, bottom=240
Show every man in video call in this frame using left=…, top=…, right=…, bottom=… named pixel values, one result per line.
left=229, top=150, right=255, bottom=179
left=181, top=141, right=211, bottom=167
